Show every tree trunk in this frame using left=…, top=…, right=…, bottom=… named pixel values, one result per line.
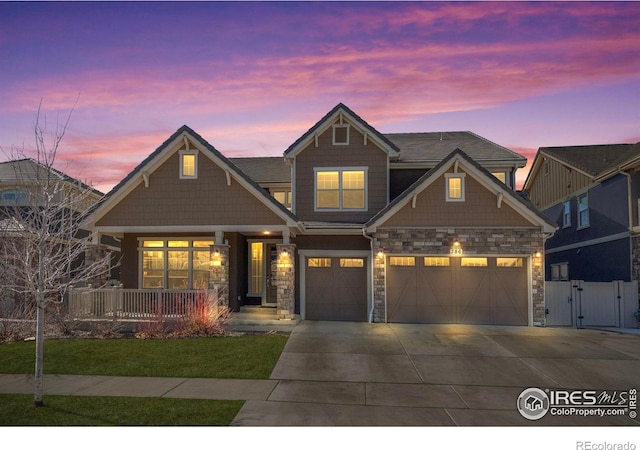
left=34, top=294, right=45, bottom=407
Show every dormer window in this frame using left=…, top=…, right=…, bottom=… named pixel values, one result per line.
left=180, top=151, right=198, bottom=179
left=445, top=173, right=465, bottom=202
left=332, top=124, right=350, bottom=145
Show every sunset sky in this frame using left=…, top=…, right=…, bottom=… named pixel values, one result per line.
left=1, top=1, right=639, bottom=193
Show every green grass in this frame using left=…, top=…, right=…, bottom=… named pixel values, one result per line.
left=0, top=335, right=288, bottom=378
left=0, top=334, right=288, bottom=425
left=0, top=394, right=243, bottom=425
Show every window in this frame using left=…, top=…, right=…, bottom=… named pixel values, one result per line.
left=496, top=257, right=524, bottom=268
left=340, top=258, right=364, bottom=268
left=461, top=257, right=488, bottom=267
left=315, top=168, right=366, bottom=210
left=563, top=201, right=571, bottom=228
left=492, top=172, right=507, bottom=185
left=551, top=263, right=569, bottom=281
left=139, top=239, right=214, bottom=289
left=445, top=173, right=465, bottom=202
left=308, top=258, right=332, bottom=267
left=272, top=190, right=292, bottom=210
left=332, top=124, right=350, bottom=145
left=249, top=242, right=263, bottom=294
left=389, top=256, right=415, bottom=266
left=0, top=189, right=29, bottom=205
left=180, top=151, right=197, bottom=179
left=578, top=193, right=589, bottom=228
left=424, top=257, right=450, bottom=267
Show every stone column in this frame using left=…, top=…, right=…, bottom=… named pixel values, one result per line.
left=372, top=239, right=386, bottom=323
left=275, top=244, right=295, bottom=320
left=209, top=244, right=230, bottom=307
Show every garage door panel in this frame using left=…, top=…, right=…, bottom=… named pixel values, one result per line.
left=494, top=270, right=528, bottom=325
left=305, top=267, right=337, bottom=321
left=387, top=268, right=418, bottom=323
left=336, top=267, right=368, bottom=321
left=419, top=270, right=455, bottom=323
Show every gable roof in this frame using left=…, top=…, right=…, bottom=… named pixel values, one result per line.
left=385, top=131, right=527, bottom=167
left=230, top=157, right=290, bottom=184
left=0, top=158, right=104, bottom=197
left=89, top=125, right=297, bottom=227
left=284, top=103, right=400, bottom=159
left=366, top=148, right=556, bottom=233
left=523, top=141, right=640, bottom=190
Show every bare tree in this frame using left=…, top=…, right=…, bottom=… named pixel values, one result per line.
left=0, top=101, right=114, bottom=406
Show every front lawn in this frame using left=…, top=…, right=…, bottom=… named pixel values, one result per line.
left=0, top=334, right=288, bottom=378
left=0, top=394, right=243, bottom=425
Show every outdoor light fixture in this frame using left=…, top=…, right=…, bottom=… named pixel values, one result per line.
left=281, top=249, right=289, bottom=257
left=377, top=251, right=384, bottom=258
left=453, top=240, right=460, bottom=247
left=535, top=251, right=542, bottom=258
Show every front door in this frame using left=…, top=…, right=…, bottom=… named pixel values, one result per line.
left=264, top=243, right=278, bottom=306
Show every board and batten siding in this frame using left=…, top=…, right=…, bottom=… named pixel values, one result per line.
left=527, top=156, right=593, bottom=211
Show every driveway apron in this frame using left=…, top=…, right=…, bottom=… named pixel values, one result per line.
left=231, top=321, right=640, bottom=426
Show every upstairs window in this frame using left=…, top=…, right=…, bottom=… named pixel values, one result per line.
left=272, top=190, right=292, bottom=210
left=332, top=124, right=350, bottom=145
left=179, top=151, right=198, bottom=179
left=0, top=189, right=29, bottom=205
left=563, top=201, right=571, bottom=228
left=315, top=168, right=366, bottom=211
left=578, top=193, right=589, bottom=228
left=445, top=173, right=466, bottom=202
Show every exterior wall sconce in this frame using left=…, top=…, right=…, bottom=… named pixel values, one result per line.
left=210, top=248, right=222, bottom=267
left=377, top=251, right=384, bottom=259
left=534, top=251, right=542, bottom=258
left=278, top=249, right=292, bottom=268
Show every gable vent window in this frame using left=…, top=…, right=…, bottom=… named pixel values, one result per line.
left=180, top=151, right=198, bottom=179
left=445, top=173, right=466, bottom=202
left=332, top=124, right=350, bottom=145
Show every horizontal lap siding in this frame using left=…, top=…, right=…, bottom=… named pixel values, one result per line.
left=295, top=120, right=388, bottom=223
left=96, top=153, right=285, bottom=227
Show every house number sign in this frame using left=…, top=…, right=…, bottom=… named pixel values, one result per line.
left=450, top=248, right=463, bottom=255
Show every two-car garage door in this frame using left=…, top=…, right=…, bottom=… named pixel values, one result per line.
left=386, top=256, right=529, bottom=325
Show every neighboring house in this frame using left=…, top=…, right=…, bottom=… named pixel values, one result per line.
left=523, top=143, right=640, bottom=284
left=89, top=103, right=555, bottom=326
left=0, top=158, right=120, bottom=315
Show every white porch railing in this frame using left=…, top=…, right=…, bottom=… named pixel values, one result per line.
left=68, top=288, right=214, bottom=321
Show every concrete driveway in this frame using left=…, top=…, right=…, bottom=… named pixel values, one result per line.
left=232, top=322, right=640, bottom=426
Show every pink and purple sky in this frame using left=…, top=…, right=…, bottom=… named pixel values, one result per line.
left=1, top=1, right=639, bottom=193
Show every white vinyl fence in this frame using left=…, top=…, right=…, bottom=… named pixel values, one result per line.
left=545, top=280, right=639, bottom=328
left=68, top=288, right=212, bottom=322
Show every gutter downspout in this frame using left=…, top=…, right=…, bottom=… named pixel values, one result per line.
left=362, top=227, right=375, bottom=323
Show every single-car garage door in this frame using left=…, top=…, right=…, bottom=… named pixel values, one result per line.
left=387, top=256, right=528, bottom=325
left=305, top=256, right=368, bottom=321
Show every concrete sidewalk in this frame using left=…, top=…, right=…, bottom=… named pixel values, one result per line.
left=0, top=373, right=278, bottom=400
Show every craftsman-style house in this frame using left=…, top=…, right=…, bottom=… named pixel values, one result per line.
left=89, top=104, right=555, bottom=326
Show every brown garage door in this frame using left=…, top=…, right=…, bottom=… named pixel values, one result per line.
left=305, top=257, right=367, bottom=321
left=386, top=256, right=528, bottom=325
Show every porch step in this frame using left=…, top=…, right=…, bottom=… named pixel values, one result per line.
left=226, top=310, right=300, bottom=333
left=239, top=306, right=277, bottom=315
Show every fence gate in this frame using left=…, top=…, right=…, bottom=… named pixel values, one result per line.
left=545, top=280, right=639, bottom=328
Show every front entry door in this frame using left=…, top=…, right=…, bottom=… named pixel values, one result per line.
left=264, top=243, right=278, bottom=306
